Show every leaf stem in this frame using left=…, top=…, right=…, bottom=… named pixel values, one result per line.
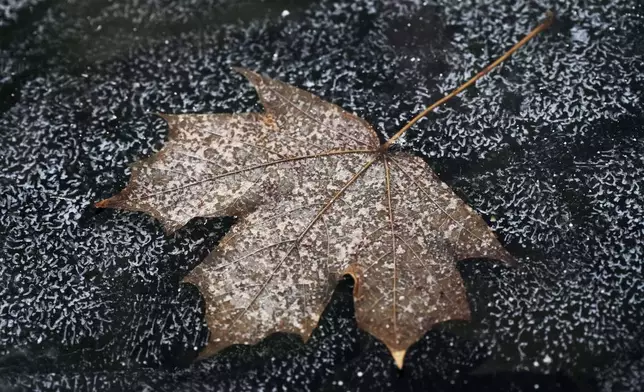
left=382, top=10, right=555, bottom=150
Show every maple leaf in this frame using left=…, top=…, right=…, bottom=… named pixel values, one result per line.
left=97, top=13, right=553, bottom=367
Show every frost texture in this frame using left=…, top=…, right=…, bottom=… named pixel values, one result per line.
left=0, top=0, right=44, bottom=26
left=1, top=0, right=643, bottom=389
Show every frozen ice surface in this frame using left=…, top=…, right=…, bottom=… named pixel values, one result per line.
left=0, top=0, right=643, bottom=390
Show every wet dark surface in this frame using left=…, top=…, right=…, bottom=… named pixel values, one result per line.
left=1, top=0, right=643, bottom=390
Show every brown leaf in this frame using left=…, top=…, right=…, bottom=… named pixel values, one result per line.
left=97, top=13, right=553, bottom=368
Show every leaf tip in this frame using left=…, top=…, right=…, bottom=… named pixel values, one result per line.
left=94, top=197, right=113, bottom=209
left=194, top=342, right=219, bottom=362
left=152, top=112, right=170, bottom=121
left=181, top=269, right=198, bottom=286
left=231, top=67, right=262, bottom=86
left=390, top=348, right=406, bottom=369
left=505, top=256, right=519, bottom=268
left=94, top=193, right=128, bottom=210
left=496, top=248, right=519, bottom=268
